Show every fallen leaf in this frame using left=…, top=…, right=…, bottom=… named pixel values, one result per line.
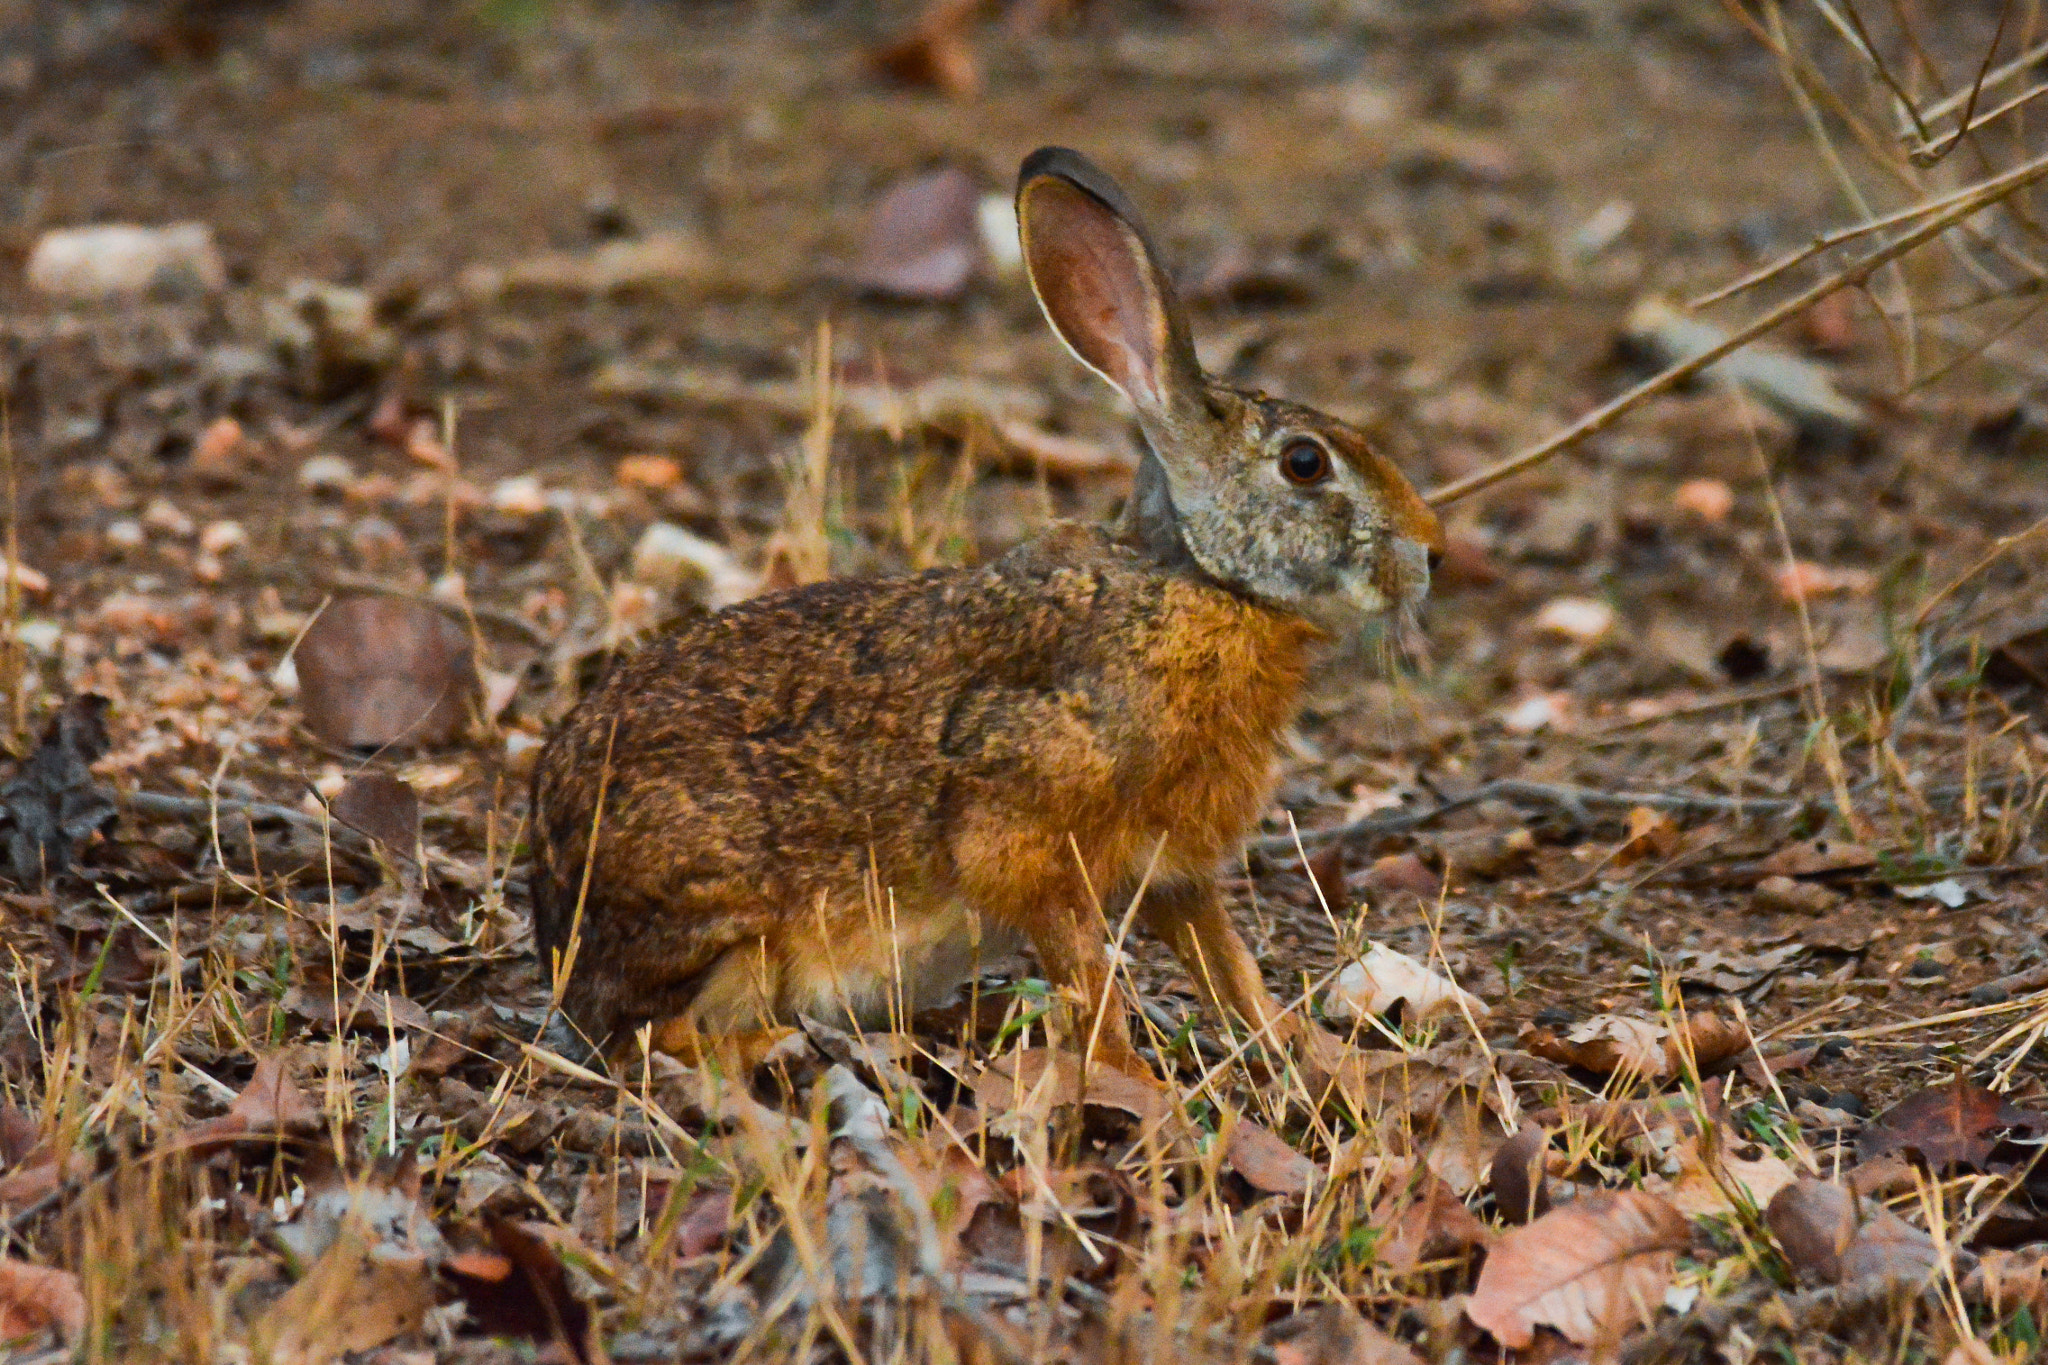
left=846, top=165, right=984, bottom=301
left=442, top=1218, right=599, bottom=1364
left=1765, top=1178, right=1939, bottom=1290
left=0, top=694, right=116, bottom=884
left=1325, top=943, right=1490, bottom=1026
left=1374, top=1168, right=1492, bottom=1273
left=868, top=0, right=980, bottom=98
left=1672, top=478, right=1734, bottom=523
left=257, top=1224, right=436, bottom=1365
left=1520, top=1011, right=1749, bottom=1080
left=1756, top=837, right=1878, bottom=879
left=328, top=772, right=420, bottom=860
left=1465, top=1189, right=1690, bottom=1348
left=973, top=1048, right=1175, bottom=1149
left=172, top=1053, right=322, bottom=1154
left=0, top=1259, right=85, bottom=1343
left=1266, top=1301, right=1426, bottom=1365
left=295, top=595, right=480, bottom=749
left=1857, top=1078, right=2048, bottom=1173
left=1659, top=1129, right=1799, bottom=1219
left=1965, top=1245, right=2048, bottom=1315
left=1360, top=852, right=1441, bottom=904
left=1774, top=561, right=1876, bottom=603
left=1613, top=805, right=1681, bottom=868
left=1764, top=1179, right=1856, bottom=1285
left=1424, top=1089, right=1513, bottom=1196
left=1225, top=1117, right=1321, bottom=1198
left=281, top=987, right=433, bottom=1035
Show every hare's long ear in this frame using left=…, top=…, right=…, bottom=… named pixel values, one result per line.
left=1017, top=148, right=1205, bottom=423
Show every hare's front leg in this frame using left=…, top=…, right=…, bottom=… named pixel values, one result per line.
left=1139, top=877, right=1339, bottom=1081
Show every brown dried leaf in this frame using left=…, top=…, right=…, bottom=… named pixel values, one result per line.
left=1614, top=806, right=1682, bottom=868
left=1266, top=1301, right=1426, bottom=1365
left=1765, top=1179, right=1857, bottom=1285
left=442, top=1217, right=600, bottom=1364
left=173, top=1053, right=323, bottom=1153
left=1857, top=1078, right=2048, bottom=1173
left=1520, top=1011, right=1748, bottom=1080
left=1756, top=837, right=1877, bottom=878
left=1965, top=1246, right=2048, bottom=1315
left=1225, top=1117, right=1320, bottom=1198
left=868, top=0, right=981, bottom=99
left=281, top=987, right=433, bottom=1035
left=296, top=595, right=480, bottom=749
left=328, top=771, right=420, bottom=859
left=1374, top=1169, right=1492, bottom=1274
left=846, top=165, right=983, bottom=301
left=256, top=1225, right=436, bottom=1365
left=1659, top=1129, right=1799, bottom=1220
left=0, top=1258, right=85, bottom=1343
left=1465, top=1189, right=1690, bottom=1348
left=1765, top=1178, right=1939, bottom=1289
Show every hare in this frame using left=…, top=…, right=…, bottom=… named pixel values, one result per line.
left=529, top=147, right=1442, bottom=1085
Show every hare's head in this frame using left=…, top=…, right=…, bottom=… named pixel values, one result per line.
left=1018, top=147, right=1442, bottom=619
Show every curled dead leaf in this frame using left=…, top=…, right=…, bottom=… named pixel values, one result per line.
left=0, top=1258, right=85, bottom=1344
left=296, top=595, right=480, bottom=749
left=1325, top=943, right=1490, bottom=1026
left=1224, top=1117, right=1320, bottom=1198
left=1520, top=1011, right=1749, bottom=1080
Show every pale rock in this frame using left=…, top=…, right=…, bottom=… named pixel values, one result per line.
left=106, top=520, right=146, bottom=550
left=488, top=475, right=548, bottom=517
left=141, top=498, right=195, bottom=538
left=629, top=522, right=759, bottom=608
left=27, top=223, right=227, bottom=300
left=199, top=520, right=247, bottom=556
left=297, top=454, right=358, bottom=495
left=1534, top=596, right=1616, bottom=644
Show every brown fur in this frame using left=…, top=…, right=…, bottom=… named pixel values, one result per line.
left=528, top=148, right=1441, bottom=1084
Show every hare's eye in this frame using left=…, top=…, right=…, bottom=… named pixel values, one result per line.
left=1279, top=439, right=1332, bottom=486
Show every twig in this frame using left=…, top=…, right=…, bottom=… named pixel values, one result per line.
left=1425, top=144, right=2048, bottom=508
left=124, top=790, right=370, bottom=844
left=1249, top=779, right=1808, bottom=855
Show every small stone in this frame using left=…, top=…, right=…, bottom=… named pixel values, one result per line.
left=298, top=454, right=358, bottom=495
left=488, top=475, right=548, bottom=517
left=1534, top=596, right=1615, bottom=644
left=615, top=454, right=683, bottom=491
left=188, top=416, right=251, bottom=486
left=198, top=520, right=247, bottom=556
left=27, top=222, right=227, bottom=300
left=1673, top=478, right=1734, bottom=524
left=141, top=498, right=195, bottom=538
left=629, top=522, right=758, bottom=608
left=105, top=520, right=145, bottom=550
